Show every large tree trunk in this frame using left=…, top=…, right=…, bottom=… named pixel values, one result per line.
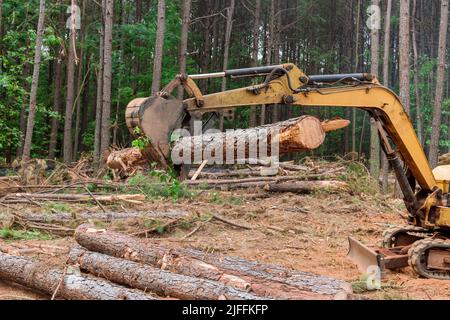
left=93, top=2, right=105, bottom=165
left=172, top=116, right=328, bottom=165
left=63, top=0, right=78, bottom=164
left=369, top=0, right=380, bottom=181
left=22, top=0, right=46, bottom=161
left=100, top=0, right=114, bottom=159
left=177, top=0, right=192, bottom=99
left=48, top=51, right=64, bottom=160
left=151, top=0, right=166, bottom=95
left=249, top=0, right=261, bottom=128
left=399, top=0, right=411, bottom=114
left=381, top=0, right=392, bottom=194
left=74, top=224, right=351, bottom=299
left=429, top=0, right=449, bottom=168
left=411, top=0, right=423, bottom=146
left=0, top=252, right=156, bottom=300
left=69, top=246, right=263, bottom=300
left=219, top=0, right=236, bottom=131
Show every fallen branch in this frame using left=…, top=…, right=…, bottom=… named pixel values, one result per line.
left=211, top=213, right=252, bottom=230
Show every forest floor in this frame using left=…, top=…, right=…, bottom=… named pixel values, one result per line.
left=0, top=184, right=449, bottom=300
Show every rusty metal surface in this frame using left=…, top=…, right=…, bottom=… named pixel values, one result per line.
left=347, top=237, right=384, bottom=275
left=427, top=248, right=450, bottom=271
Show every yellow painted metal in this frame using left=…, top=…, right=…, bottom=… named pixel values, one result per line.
left=433, top=165, right=450, bottom=194
left=436, top=206, right=450, bottom=228
left=184, top=64, right=437, bottom=192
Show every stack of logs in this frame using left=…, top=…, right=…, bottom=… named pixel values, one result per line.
left=0, top=224, right=351, bottom=300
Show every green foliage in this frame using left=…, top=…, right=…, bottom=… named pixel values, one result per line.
left=131, top=127, right=151, bottom=150
left=0, top=228, right=52, bottom=241
left=43, top=202, right=71, bottom=213
left=127, top=170, right=196, bottom=201
left=338, top=161, right=379, bottom=195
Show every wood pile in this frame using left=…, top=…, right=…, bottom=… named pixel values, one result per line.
left=0, top=224, right=352, bottom=300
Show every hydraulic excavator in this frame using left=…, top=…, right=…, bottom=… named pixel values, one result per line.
left=125, top=63, right=450, bottom=280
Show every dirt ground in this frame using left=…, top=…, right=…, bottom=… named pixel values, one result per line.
left=0, top=189, right=449, bottom=300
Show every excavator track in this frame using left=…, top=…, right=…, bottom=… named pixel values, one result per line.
left=408, top=238, right=450, bottom=280
left=382, top=225, right=432, bottom=248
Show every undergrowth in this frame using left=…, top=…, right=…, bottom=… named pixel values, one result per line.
left=338, top=161, right=380, bottom=195
left=126, top=170, right=196, bottom=201
left=0, top=228, right=52, bottom=241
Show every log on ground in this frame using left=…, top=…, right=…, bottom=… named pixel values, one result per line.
left=190, top=180, right=349, bottom=194
left=3, top=193, right=145, bottom=204
left=0, top=252, right=156, bottom=300
left=24, top=210, right=189, bottom=224
left=68, top=246, right=262, bottom=300
left=74, top=224, right=350, bottom=299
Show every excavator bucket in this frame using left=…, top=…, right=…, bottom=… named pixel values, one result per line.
left=126, top=95, right=185, bottom=166
left=347, top=236, right=386, bottom=277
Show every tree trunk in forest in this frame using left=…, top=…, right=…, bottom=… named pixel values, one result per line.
left=100, top=0, right=114, bottom=160
left=399, top=0, right=411, bottom=114
left=48, top=47, right=64, bottom=160
left=74, top=224, right=350, bottom=299
left=369, top=0, right=380, bottom=181
left=17, top=63, right=31, bottom=158
left=177, top=0, right=192, bottom=99
left=93, top=2, right=105, bottom=165
left=380, top=0, right=392, bottom=193
left=0, top=252, right=156, bottom=300
left=411, top=0, right=423, bottom=146
left=69, top=246, right=262, bottom=300
left=73, top=1, right=86, bottom=159
left=219, top=0, right=236, bottom=131
left=352, top=0, right=361, bottom=157
left=63, top=0, right=78, bottom=164
left=22, top=0, right=46, bottom=161
left=172, top=116, right=327, bottom=165
left=151, top=0, right=166, bottom=95
left=429, top=0, right=449, bottom=168
left=250, top=0, right=262, bottom=128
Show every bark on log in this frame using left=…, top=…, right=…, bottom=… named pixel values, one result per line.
left=0, top=252, right=156, bottom=300
left=68, top=246, right=262, bottom=300
left=3, top=193, right=145, bottom=204
left=438, top=152, right=450, bottom=165
left=74, top=224, right=350, bottom=299
left=106, top=147, right=147, bottom=173
left=172, top=116, right=326, bottom=165
left=24, top=210, right=188, bottom=224
left=189, top=180, right=349, bottom=194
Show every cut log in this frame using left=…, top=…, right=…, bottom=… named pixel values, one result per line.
left=188, top=179, right=349, bottom=194
left=0, top=252, right=156, bottom=300
left=106, top=147, right=147, bottom=173
left=3, top=193, right=145, bottom=204
left=172, top=116, right=326, bottom=165
left=438, top=153, right=450, bottom=165
left=24, top=210, right=189, bottom=224
left=68, top=246, right=262, bottom=300
left=321, top=119, right=351, bottom=132
left=74, top=224, right=351, bottom=299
